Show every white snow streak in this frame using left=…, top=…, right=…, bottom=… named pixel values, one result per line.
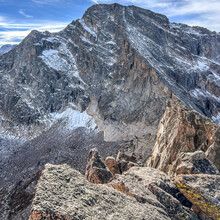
left=79, top=19, right=97, bottom=37
left=212, top=112, right=220, bottom=125
left=50, top=108, right=97, bottom=131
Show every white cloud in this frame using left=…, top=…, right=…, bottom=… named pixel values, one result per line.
left=19, top=9, right=33, bottom=18
left=0, top=20, right=68, bottom=45
left=91, top=0, right=99, bottom=4
left=31, top=0, right=60, bottom=4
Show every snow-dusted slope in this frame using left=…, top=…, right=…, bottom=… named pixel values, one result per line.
left=0, top=4, right=220, bottom=219
left=0, top=44, right=16, bottom=56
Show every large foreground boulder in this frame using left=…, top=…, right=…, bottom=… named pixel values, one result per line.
left=29, top=164, right=171, bottom=220
left=175, top=174, right=220, bottom=220
left=29, top=164, right=201, bottom=220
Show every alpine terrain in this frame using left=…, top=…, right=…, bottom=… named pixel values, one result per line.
left=0, top=44, right=17, bottom=56
left=0, top=3, right=219, bottom=220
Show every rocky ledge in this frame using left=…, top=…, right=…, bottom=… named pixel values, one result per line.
left=147, top=96, right=220, bottom=175
left=30, top=163, right=198, bottom=220
left=30, top=146, right=220, bottom=220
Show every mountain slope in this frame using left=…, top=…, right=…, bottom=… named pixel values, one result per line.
left=0, top=44, right=16, bottom=56
left=0, top=3, right=220, bottom=220
left=0, top=4, right=219, bottom=141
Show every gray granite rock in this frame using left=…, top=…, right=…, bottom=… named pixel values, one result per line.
left=0, top=3, right=220, bottom=219
left=110, top=167, right=198, bottom=220
left=30, top=164, right=171, bottom=220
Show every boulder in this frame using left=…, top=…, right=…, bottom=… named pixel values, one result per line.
left=105, top=156, right=120, bottom=175
left=172, top=150, right=219, bottom=175
left=29, top=164, right=171, bottom=220
left=85, top=148, right=113, bottom=184
left=116, top=151, right=139, bottom=173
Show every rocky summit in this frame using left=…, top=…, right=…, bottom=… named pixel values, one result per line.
left=0, top=3, right=220, bottom=220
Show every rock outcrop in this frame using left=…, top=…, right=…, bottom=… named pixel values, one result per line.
left=105, top=156, right=121, bottom=175
left=175, top=174, right=220, bottom=220
left=85, top=148, right=113, bottom=184
left=115, top=150, right=139, bottom=173
left=172, top=150, right=219, bottom=175
left=110, top=167, right=198, bottom=220
left=147, top=96, right=220, bottom=175
left=30, top=164, right=172, bottom=220
left=30, top=163, right=200, bottom=220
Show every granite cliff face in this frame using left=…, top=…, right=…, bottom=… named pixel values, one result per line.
left=0, top=3, right=220, bottom=220
left=147, top=96, right=220, bottom=175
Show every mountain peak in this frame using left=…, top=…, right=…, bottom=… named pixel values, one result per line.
left=0, top=5, right=220, bottom=219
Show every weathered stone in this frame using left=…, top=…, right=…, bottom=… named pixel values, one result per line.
left=205, top=127, right=220, bottom=171
left=110, top=167, right=198, bottom=220
left=29, top=164, right=171, bottom=220
left=29, top=210, right=72, bottom=220
left=115, top=151, right=140, bottom=173
left=147, top=96, right=220, bottom=175
left=105, top=156, right=120, bottom=174
left=175, top=174, right=220, bottom=220
left=172, top=151, right=219, bottom=175
left=85, top=148, right=113, bottom=184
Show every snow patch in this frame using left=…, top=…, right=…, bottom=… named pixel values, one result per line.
left=79, top=19, right=97, bottom=37
left=190, top=88, right=220, bottom=102
left=212, top=112, right=220, bottom=125
left=50, top=108, right=97, bottom=131
left=39, top=49, right=67, bottom=72
left=39, top=43, right=83, bottom=82
left=105, top=41, right=116, bottom=45
left=194, top=60, right=209, bottom=71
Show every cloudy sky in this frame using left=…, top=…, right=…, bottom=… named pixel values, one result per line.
left=0, top=0, right=220, bottom=46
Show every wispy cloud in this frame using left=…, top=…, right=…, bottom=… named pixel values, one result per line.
left=19, top=9, right=33, bottom=18
left=0, top=18, right=68, bottom=45
left=31, top=0, right=60, bottom=5
left=91, top=0, right=99, bottom=4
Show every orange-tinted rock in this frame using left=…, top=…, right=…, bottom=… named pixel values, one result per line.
left=116, top=151, right=139, bottom=173
left=105, top=157, right=120, bottom=174
left=29, top=210, right=72, bottom=220
left=147, top=96, right=220, bottom=175
left=85, top=148, right=113, bottom=184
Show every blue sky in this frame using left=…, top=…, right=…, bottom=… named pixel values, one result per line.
left=0, top=0, right=220, bottom=46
